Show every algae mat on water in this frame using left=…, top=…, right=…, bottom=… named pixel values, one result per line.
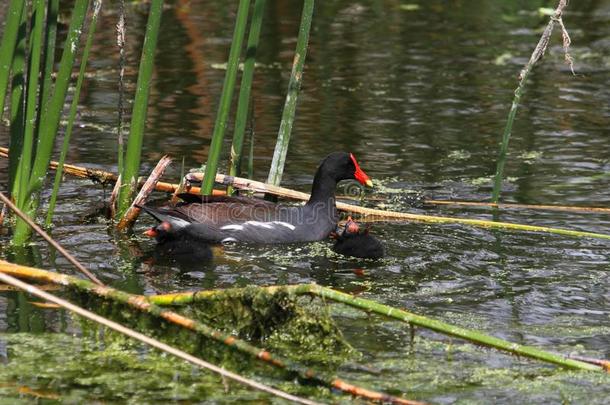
left=0, top=332, right=297, bottom=403
left=0, top=286, right=356, bottom=403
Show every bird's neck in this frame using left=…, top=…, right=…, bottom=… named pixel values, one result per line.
left=307, top=171, right=337, bottom=206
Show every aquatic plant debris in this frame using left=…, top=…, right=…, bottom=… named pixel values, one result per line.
left=0, top=261, right=418, bottom=404
left=148, top=284, right=606, bottom=372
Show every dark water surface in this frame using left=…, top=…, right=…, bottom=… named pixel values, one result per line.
left=1, top=0, right=610, bottom=403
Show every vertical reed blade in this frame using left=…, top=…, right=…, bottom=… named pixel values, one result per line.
left=11, top=0, right=90, bottom=246
left=46, top=0, right=103, bottom=226
left=7, top=2, right=27, bottom=203
left=38, top=0, right=59, bottom=113
left=491, top=0, right=570, bottom=203
left=0, top=0, right=26, bottom=118
left=117, top=0, right=164, bottom=219
left=227, top=0, right=266, bottom=195
left=266, top=0, right=315, bottom=187
left=200, top=0, right=251, bottom=195
left=17, top=0, right=46, bottom=216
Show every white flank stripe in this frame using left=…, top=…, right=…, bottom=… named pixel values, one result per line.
left=221, top=237, right=238, bottom=243
left=273, top=221, right=296, bottom=230
left=244, top=221, right=273, bottom=229
left=220, top=224, right=244, bottom=231
left=170, top=218, right=191, bottom=229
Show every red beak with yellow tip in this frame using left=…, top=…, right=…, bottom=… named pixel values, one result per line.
left=349, top=153, right=373, bottom=187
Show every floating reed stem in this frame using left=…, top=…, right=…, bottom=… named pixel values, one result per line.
left=227, top=0, right=266, bottom=195
left=0, top=271, right=316, bottom=405
left=0, top=261, right=420, bottom=405
left=424, top=200, right=610, bottom=214
left=266, top=0, right=315, bottom=186
left=491, top=0, right=571, bottom=203
left=200, top=0, right=251, bottom=195
left=186, top=171, right=610, bottom=241
left=46, top=0, right=103, bottom=226
left=149, top=284, right=603, bottom=373
left=2, top=147, right=608, bottom=241
left=0, top=146, right=218, bottom=195
left=117, top=0, right=163, bottom=218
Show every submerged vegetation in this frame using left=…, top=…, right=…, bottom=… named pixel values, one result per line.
left=0, top=0, right=609, bottom=403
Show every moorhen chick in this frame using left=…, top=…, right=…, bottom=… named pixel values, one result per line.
left=140, top=152, right=372, bottom=244
left=143, top=222, right=215, bottom=264
left=332, top=217, right=384, bottom=259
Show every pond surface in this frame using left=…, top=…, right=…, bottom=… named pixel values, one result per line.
left=1, top=0, right=610, bottom=403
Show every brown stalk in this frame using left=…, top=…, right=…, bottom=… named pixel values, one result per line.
left=117, top=155, right=172, bottom=230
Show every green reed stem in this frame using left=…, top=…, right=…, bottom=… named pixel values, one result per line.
left=12, top=0, right=90, bottom=246
left=16, top=0, right=46, bottom=213
left=0, top=0, right=26, bottom=117
left=247, top=118, right=254, bottom=179
left=116, top=0, right=164, bottom=218
left=116, top=0, right=126, bottom=193
left=266, top=0, right=314, bottom=186
left=299, top=285, right=601, bottom=372
left=200, top=0, right=251, bottom=195
left=491, top=0, right=569, bottom=203
left=39, top=0, right=59, bottom=112
left=46, top=0, right=102, bottom=226
left=227, top=0, right=266, bottom=195
left=148, top=284, right=602, bottom=372
left=7, top=4, right=27, bottom=201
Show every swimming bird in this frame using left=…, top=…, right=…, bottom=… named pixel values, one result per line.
left=140, top=152, right=372, bottom=244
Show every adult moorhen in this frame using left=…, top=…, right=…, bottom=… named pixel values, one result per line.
left=332, top=217, right=384, bottom=259
left=140, top=152, right=372, bottom=244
